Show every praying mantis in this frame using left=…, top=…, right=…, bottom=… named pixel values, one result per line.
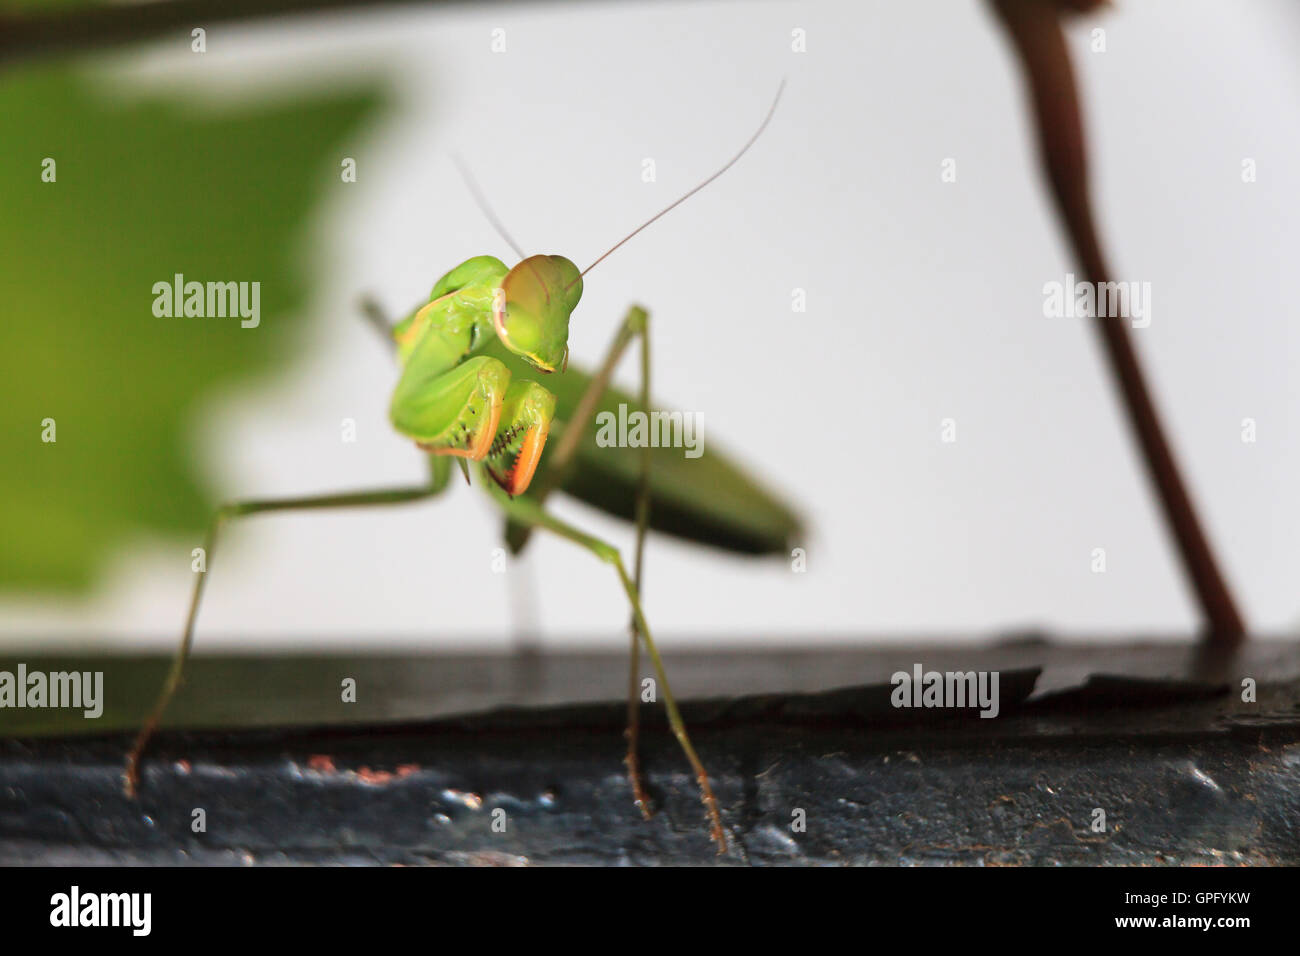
left=123, top=82, right=798, bottom=853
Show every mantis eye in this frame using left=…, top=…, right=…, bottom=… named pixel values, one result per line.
left=495, top=308, right=540, bottom=353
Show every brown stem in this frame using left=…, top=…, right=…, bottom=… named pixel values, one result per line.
left=989, top=0, right=1245, bottom=646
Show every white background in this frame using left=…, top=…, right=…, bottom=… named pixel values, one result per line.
left=4, top=0, right=1298, bottom=650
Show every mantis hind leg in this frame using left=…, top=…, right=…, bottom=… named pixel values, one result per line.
left=484, top=475, right=727, bottom=853
left=124, top=468, right=449, bottom=797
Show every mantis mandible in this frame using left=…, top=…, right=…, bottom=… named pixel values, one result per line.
left=124, top=82, right=791, bottom=853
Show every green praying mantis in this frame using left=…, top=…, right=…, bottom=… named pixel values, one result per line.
left=123, top=82, right=800, bottom=853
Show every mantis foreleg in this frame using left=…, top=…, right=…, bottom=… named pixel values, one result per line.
left=124, top=471, right=449, bottom=796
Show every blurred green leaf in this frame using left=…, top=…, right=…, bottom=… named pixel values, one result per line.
left=0, top=65, right=385, bottom=592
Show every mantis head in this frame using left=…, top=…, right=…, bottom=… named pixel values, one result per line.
left=492, top=254, right=583, bottom=373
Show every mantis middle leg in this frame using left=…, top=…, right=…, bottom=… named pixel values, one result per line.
left=487, top=306, right=724, bottom=850
left=124, top=465, right=451, bottom=796
left=485, top=477, right=725, bottom=852
left=512, top=307, right=657, bottom=820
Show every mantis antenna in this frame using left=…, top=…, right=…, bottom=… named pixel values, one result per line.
left=453, top=151, right=554, bottom=301
left=577, top=78, right=786, bottom=282
left=452, top=151, right=528, bottom=261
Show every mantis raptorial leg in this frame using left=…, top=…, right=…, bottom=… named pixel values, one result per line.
left=123, top=476, right=448, bottom=796
left=484, top=475, right=726, bottom=852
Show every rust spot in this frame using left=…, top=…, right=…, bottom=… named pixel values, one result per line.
left=356, top=766, right=395, bottom=785
left=308, top=754, right=337, bottom=773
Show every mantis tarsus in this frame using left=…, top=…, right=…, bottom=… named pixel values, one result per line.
left=124, top=82, right=792, bottom=853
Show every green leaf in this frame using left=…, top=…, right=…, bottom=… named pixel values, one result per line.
left=0, top=65, right=386, bottom=592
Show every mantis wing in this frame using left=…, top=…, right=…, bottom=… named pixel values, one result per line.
left=478, top=339, right=802, bottom=556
